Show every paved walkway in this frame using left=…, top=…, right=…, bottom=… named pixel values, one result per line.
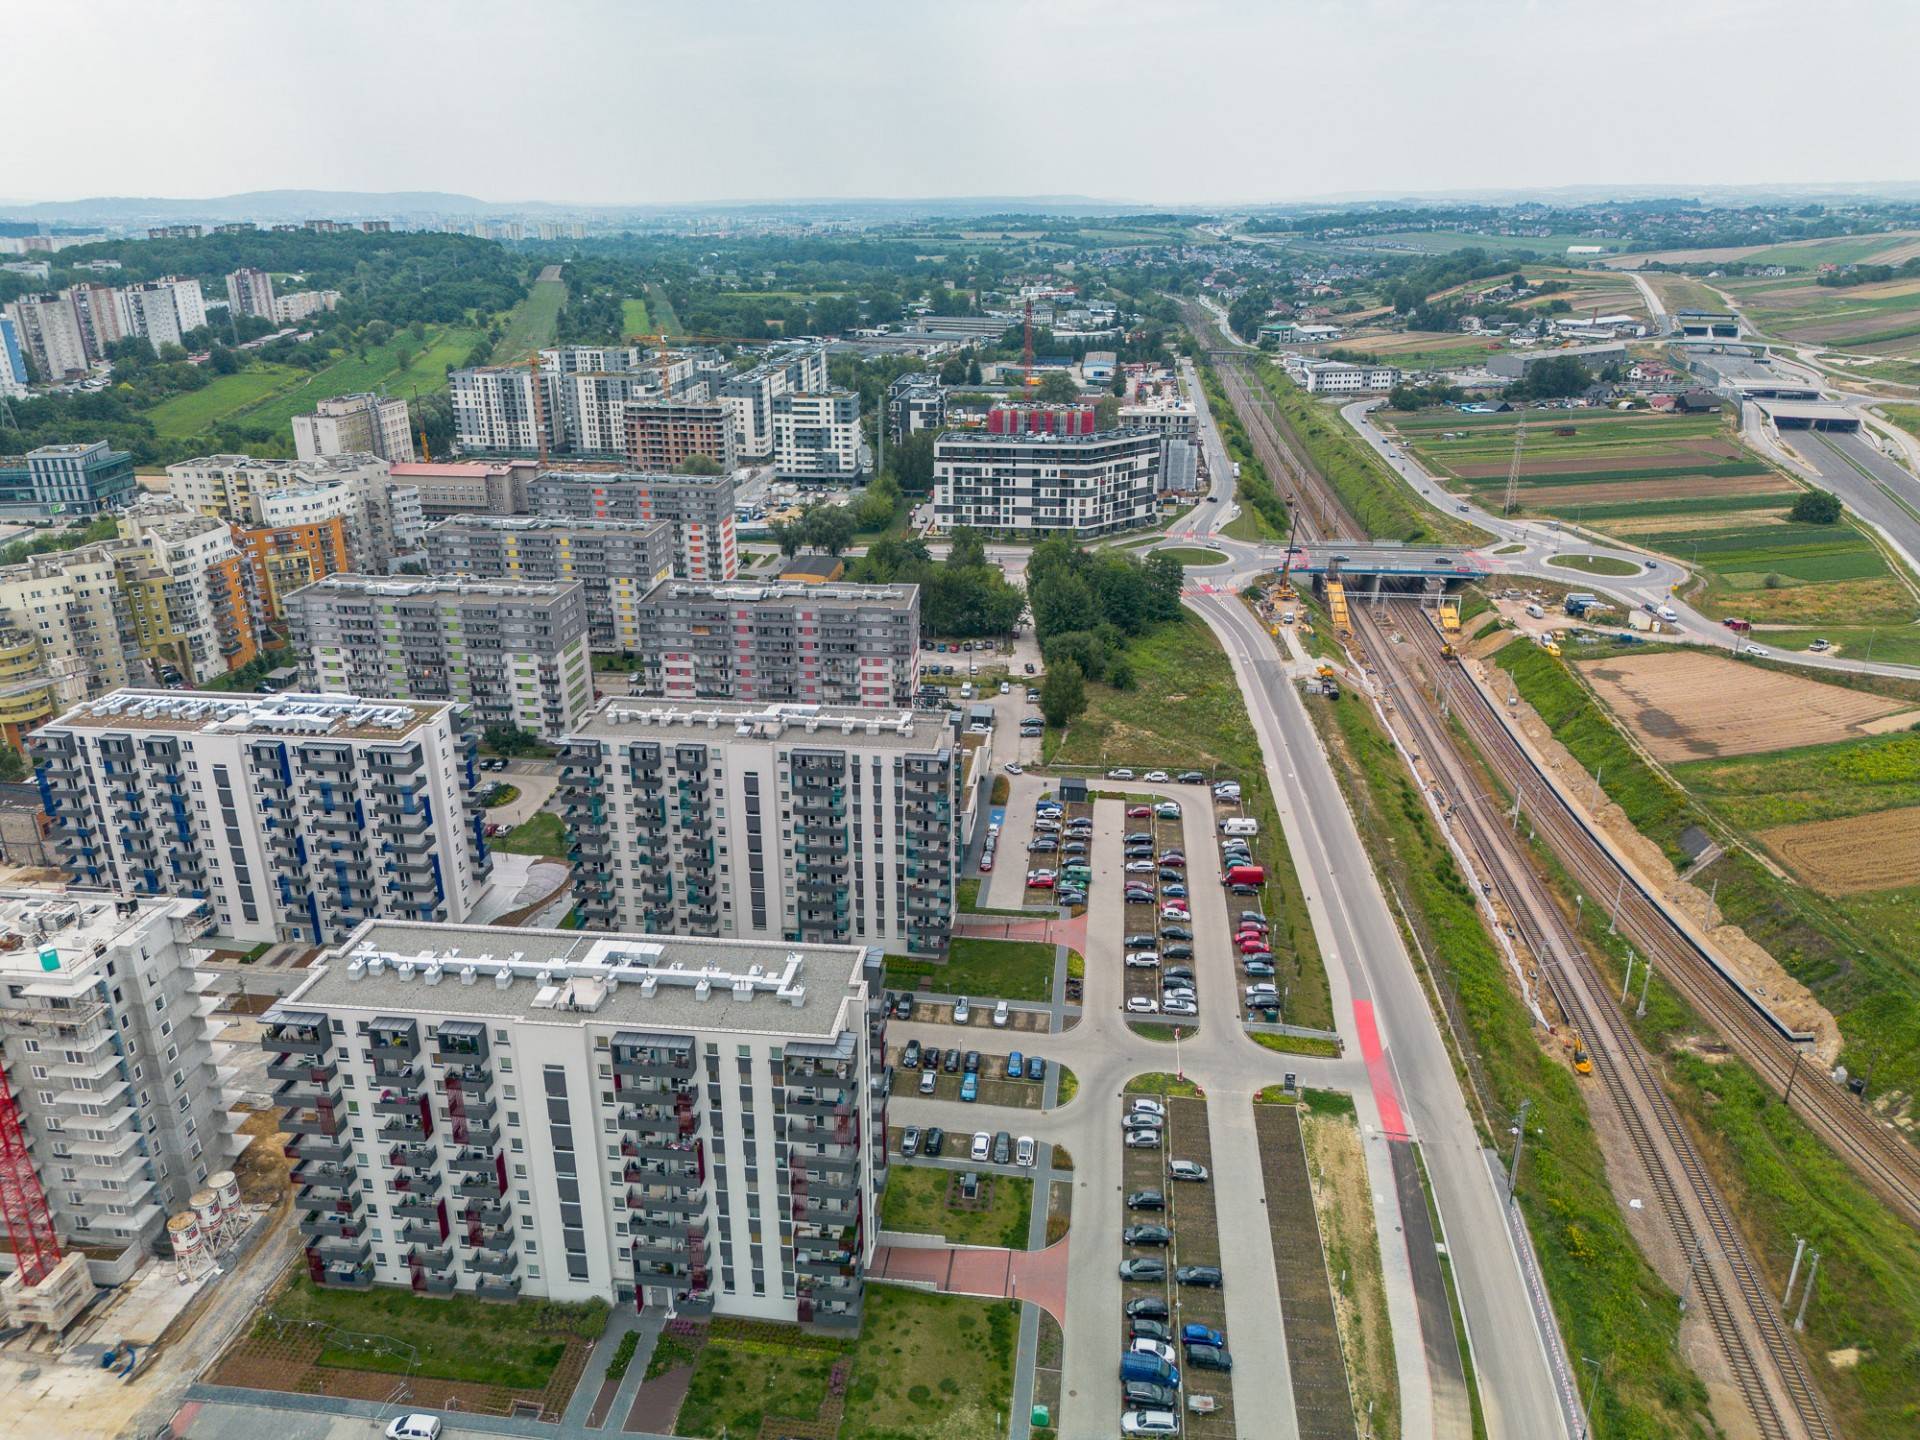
left=870, top=1233, right=1070, bottom=1325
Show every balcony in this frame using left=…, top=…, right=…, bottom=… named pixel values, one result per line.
left=372, top=1057, right=424, bottom=1087
left=283, top=1104, right=346, bottom=1139
left=431, top=1022, right=488, bottom=1066
left=447, top=1147, right=498, bottom=1176
left=627, top=1188, right=704, bottom=1217
left=459, top=1199, right=511, bottom=1228
left=262, top=1014, right=331, bottom=1055
left=611, top=1044, right=695, bottom=1082
left=388, top=1141, right=437, bottom=1170
left=265, top=1056, right=337, bottom=1086
left=399, top=1219, right=447, bottom=1246
left=476, top=1276, right=521, bottom=1301
left=471, top=1244, right=518, bottom=1274
left=445, top=1093, right=498, bottom=1125
left=373, top=1088, right=421, bottom=1117
left=380, top=1112, right=431, bottom=1144
left=310, top=1234, right=372, bottom=1268
left=456, top=1174, right=505, bottom=1201
left=394, top=1194, right=442, bottom=1221
left=412, top=1269, right=457, bottom=1296
left=407, top=1244, right=454, bottom=1273
left=272, top=1075, right=341, bottom=1112
left=795, top=1250, right=858, bottom=1279
left=446, top=1118, right=499, bottom=1150
left=312, top=1259, right=374, bottom=1291
left=298, top=1210, right=364, bottom=1240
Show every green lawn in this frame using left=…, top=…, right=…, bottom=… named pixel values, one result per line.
left=1123, top=1071, right=1203, bottom=1098
left=146, top=365, right=304, bottom=438
left=1754, top=624, right=1920, bottom=667
left=1675, top=730, right=1920, bottom=830
left=265, top=1275, right=607, bottom=1390
left=884, top=936, right=1057, bottom=1002
left=1151, top=546, right=1229, bottom=566
left=880, top=1164, right=1033, bottom=1248
left=1547, top=553, right=1643, bottom=577
left=674, top=1320, right=851, bottom=1439
left=621, top=297, right=651, bottom=336
left=841, top=1288, right=1018, bottom=1440
left=490, top=811, right=567, bottom=857
left=491, top=273, right=567, bottom=362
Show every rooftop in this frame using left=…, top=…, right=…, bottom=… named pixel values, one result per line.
left=49, top=689, right=439, bottom=740
left=429, top=515, right=670, bottom=537
left=293, top=573, right=581, bottom=603
left=0, top=889, right=209, bottom=987
left=570, top=699, right=952, bottom=753
left=533, top=469, right=732, bottom=489
left=287, top=920, right=872, bottom=1039
left=643, top=577, right=917, bottom=610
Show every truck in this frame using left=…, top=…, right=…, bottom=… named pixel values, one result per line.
left=1723, top=617, right=1752, bottom=634
left=1564, top=592, right=1599, bottom=616
left=1224, top=864, right=1267, bottom=887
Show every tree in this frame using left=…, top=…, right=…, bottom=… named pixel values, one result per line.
left=947, top=526, right=988, bottom=570
left=0, top=744, right=25, bottom=783
left=678, top=453, right=723, bottom=475
left=483, top=725, right=544, bottom=757
left=805, top=505, right=858, bottom=557
left=1790, top=488, right=1842, bottom=524
left=1110, top=370, right=1127, bottom=398
left=769, top=519, right=805, bottom=558
left=1037, top=371, right=1078, bottom=404
left=1042, top=629, right=1109, bottom=682
left=1109, top=657, right=1136, bottom=691
left=889, top=429, right=936, bottom=495
left=1040, top=659, right=1087, bottom=728
left=966, top=358, right=982, bottom=385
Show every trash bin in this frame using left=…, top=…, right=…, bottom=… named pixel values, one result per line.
left=1030, top=1404, right=1050, bottom=1426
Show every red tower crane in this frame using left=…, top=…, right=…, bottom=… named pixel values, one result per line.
left=0, top=1059, right=62, bottom=1285
left=1022, top=298, right=1036, bottom=391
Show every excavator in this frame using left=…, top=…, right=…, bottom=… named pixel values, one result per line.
left=1570, top=1032, right=1593, bottom=1075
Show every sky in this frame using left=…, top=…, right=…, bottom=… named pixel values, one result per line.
left=6, top=0, right=1919, bottom=208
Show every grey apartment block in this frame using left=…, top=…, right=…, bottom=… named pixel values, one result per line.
left=264, top=920, right=888, bottom=1327
left=423, top=517, right=675, bottom=654
left=636, top=579, right=920, bottom=708
left=0, top=891, right=245, bottom=1251
left=32, top=690, right=492, bottom=946
left=528, top=470, right=737, bottom=582
left=932, top=427, right=1160, bottom=537
left=560, top=699, right=957, bottom=956
left=284, top=575, right=594, bottom=742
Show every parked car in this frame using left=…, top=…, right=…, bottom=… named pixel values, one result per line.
left=1126, top=933, right=1157, bottom=949
left=992, top=1000, right=1009, bottom=1028
left=963, top=1050, right=981, bottom=1073
left=1169, top=1160, right=1209, bottom=1182
left=1162, top=996, right=1198, bottom=1016
left=918, top=1069, right=937, bottom=1095
left=1144, top=770, right=1170, bottom=783
left=1129, top=1098, right=1166, bottom=1118
left=1122, top=1381, right=1179, bottom=1410
left=1181, top=1324, right=1225, bottom=1348
left=1244, top=960, right=1277, bottom=978
left=1026, top=1055, right=1045, bottom=1081
left=1121, top=1410, right=1180, bottom=1437
left=959, top=1073, right=978, bottom=1102
left=1125, top=1112, right=1164, bottom=1132
left=1125, top=1295, right=1169, bottom=1320
left=1160, top=905, right=1191, bottom=922
left=1185, top=1343, right=1233, bottom=1372
left=1127, top=1187, right=1165, bottom=1210
left=385, top=1416, right=444, bottom=1440
left=1016, top=1135, right=1036, bottom=1167
left=1160, top=925, right=1193, bottom=941
left=1124, top=1224, right=1172, bottom=1247
left=1118, top=1258, right=1166, bottom=1281
left=1128, top=1318, right=1171, bottom=1342
left=992, top=1131, right=1012, bottom=1164
left=1155, top=802, right=1181, bottom=819
left=1007, top=1049, right=1024, bottom=1077
left=1176, top=1265, right=1224, bottom=1288
left=1124, top=1128, right=1162, bottom=1148
left=900, top=1125, right=921, bottom=1158
left=953, top=997, right=971, bottom=1024
left=1127, top=804, right=1154, bottom=818
left=1108, top=768, right=1136, bottom=780
left=1027, top=872, right=1056, bottom=890
left=944, top=1047, right=962, bottom=1073
left=1003, top=762, right=1023, bottom=775
left=901, top=1040, right=921, bottom=1068
left=1130, top=1338, right=1178, bottom=1364
left=1177, top=771, right=1206, bottom=784
left=1125, top=952, right=1161, bottom=969
left=922, top=1126, right=944, bottom=1157
left=970, top=1131, right=992, bottom=1162
left=1124, top=997, right=1158, bottom=1014
left=1163, top=944, right=1194, bottom=960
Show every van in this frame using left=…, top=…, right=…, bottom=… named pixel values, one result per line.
left=959, top=682, right=974, bottom=700
left=1525, top=603, right=1545, bottom=620
left=1119, top=1352, right=1181, bottom=1388
left=1657, top=604, right=1678, bottom=623
left=1220, top=818, right=1259, bottom=837
left=1224, top=864, right=1266, bottom=886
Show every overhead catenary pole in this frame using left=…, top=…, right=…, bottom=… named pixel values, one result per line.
left=1506, top=1097, right=1533, bottom=1202
left=1636, top=954, right=1653, bottom=1019
left=1782, top=1235, right=1807, bottom=1308
left=1793, top=1252, right=1820, bottom=1332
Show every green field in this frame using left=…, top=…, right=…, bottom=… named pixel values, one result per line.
left=490, top=271, right=567, bottom=361
left=1756, top=624, right=1920, bottom=666
left=883, top=936, right=1057, bottom=1002
left=145, top=366, right=304, bottom=438
left=1720, top=270, right=1920, bottom=352
left=1547, top=553, right=1642, bottom=576
left=879, top=1165, right=1033, bottom=1248
left=620, top=297, right=650, bottom=336
left=1676, top=730, right=1920, bottom=830
left=1340, top=229, right=1625, bottom=257
left=489, top=811, right=567, bottom=857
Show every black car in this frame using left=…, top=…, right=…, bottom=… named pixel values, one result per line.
left=1128, top=1319, right=1171, bottom=1342
left=1126, top=1188, right=1165, bottom=1211
left=1118, top=1258, right=1166, bottom=1281
left=1165, top=965, right=1195, bottom=983
left=1126, top=934, right=1156, bottom=950
left=944, top=1048, right=962, bottom=1073
left=1176, top=1265, right=1224, bottom=1288
left=1163, top=944, right=1194, bottom=960
left=902, top=1040, right=921, bottom=1068
left=963, top=1050, right=981, bottom=1074
left=1177, top=771, right=1206, bottom=784
left=1160, top=926, right=1193, bottom=941
left=1124, top=1224, right=1172, bottom=1247
left=895, top=991, right=915, bottom=1018
left=1186, top=1343, right=1233, bottom=1372
left=921, top=1045, right=941, bottom=1070
left=923, top=1126, right=945, bottom=1157
left=1123, top=1380, right=1179, bottom=1409
left=992, top=1131, right=1012, bottom=1164
left=1125, top=1296, right=1169, bottom=1321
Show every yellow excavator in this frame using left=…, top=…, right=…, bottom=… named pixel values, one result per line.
left=1571, top=1032, right=1593, bottom=1075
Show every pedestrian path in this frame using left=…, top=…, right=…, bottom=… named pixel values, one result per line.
left=869, top=1233, right=1069, bottom=1325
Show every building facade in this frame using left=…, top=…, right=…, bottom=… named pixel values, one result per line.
left=623, top=400, right=737, bottom=475
left=235, top=513, right=352, bottom=624
left=285, top=576, right=594, bottom=743
left=4, top=291, right=93, bottom=380
left=716, top=346, right=830, bottom=461
left=635, top=580, right=920, bottom=708
left=115, top=504, right=258, bottom=684
left=32, top=690, right=493, bottom=945
left=292, top=393, right=416, bottom=464
left=529, top=471, right=737, bottom=583
left=1291, top=359, right=1399, bottom=394
left=771, top=392, right=861, bottom=481
left=423, top=516, right=674, bottom=654
left=885, top=373, right=945, bottom=442
left=224, top=267, right=277, bottom=321
left=561, top=699, right=957, bottom=956
left=13, top=442, right=138, bottom=514
left=386, top=459, right=536, bottom=519
left=449, top=366, right=558, bottom=456
left=0, top=314, right=29, bottom=398
left=0, top=890, right=245, bottom=1251
left=165, top=453, right=416, bottom=573
left=262, top=919, right=886, bottom=1325
left=931, top=428, right=1159, bottom=537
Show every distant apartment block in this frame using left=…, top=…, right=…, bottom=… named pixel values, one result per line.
left=772, top=391, right=861, bottom=481
left=1290, top=359, right=1399, bottom=394
left=262, top=920, right=887, bottom=1324
left=932, top=428, right=1159, bottom=537
left=291, top=392, right=416, bottom=464
left=5, top=291, right=92, bottom=380
left=0, top=314, right=31, bottom=398
left=561, top=698, right=957, bottom=956
left=119, top=277, right=208, bottom=351
left=271, top=289, right=341, bottom=324
left=225, top=267, right=277, bottom=320
left=388, top=459, right=537, bottom=519
left=623, top=399, right=737, bottom=475
left=636, top=579, right=920, bottom=708
left=529, top=471, right=737, bottom=582
left=236, top=512, right=352, bottom=624
left=33, top=690, right=493, bottom=944
left=717, top=346, right=829, bottom=460
left=286, top=575, right=594, bottom=743
left=165, top=453, right=420, bottom=573
left=886, top=373, right=945, bottom=441
left=449, top=366, right=558, bottom=455
left=423, top=517, right=674, bottom=654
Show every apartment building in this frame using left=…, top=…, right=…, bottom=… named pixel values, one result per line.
left=262, top=919, right=886, bottom=1325
left=771, top=392, right=862, bottom=481
left=623, top=399, right=737, bottom=475
left=235, top=511, right=351, bottom=624
left=1291, top=359, right=1399, bottom=394
left=0, top=314, right=30, bottom=398
left=449, top=366, right=559, bottom=456
left=636, top=580, right=920, bottom=708
left=0, top=442, right=138, bottom=515
left=0, top=890, right=245, bottom=1253
left=285, top=576, right=594, bottom=743
left=225, top=267, right=277, bottom=321
left=561, top=699, right=957, bottom=957
left=932, top=428, right=1160, bottom=537
left=4, top=291, right=93, bottom=379
left=272, top=290, right=341, bottom=324
left=119, top=278, right=208, bottom=351
left=529, top=471, right=737, bottom=583
left=716, top=346, right=829, bottom=461
left=387, top=459, right=536, bottom=519
left=165, top=453, right=419, bottom=573
left=292, top=392, right=416, bottom=464
left=1117, top=396, right=1197, bottom=440
left=0, top=546, right=135, bottom=706
left=885, top=373, right=945, bottom=441
left=33, top=690, right=493, bottom=945
left=423, top=517, right=674, bottom=654
left=114, top=503, right=258, bottom=684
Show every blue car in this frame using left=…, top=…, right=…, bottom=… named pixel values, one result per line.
left=1027, top=1054, right=1045, bottom=1081
left=1162, top=883, right=1188, bottom=900
left=960, top=1072, right=978, bottom=1102
left=1181, top=1324, right=1224, bottom=1348
left=1008, top=1050, right=1024, bottom=1078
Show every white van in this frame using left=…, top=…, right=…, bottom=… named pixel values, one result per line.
left=1657, top=604, right=1678, bottom=623
left=959, top=682, right=975, bottom=700
left=1221, top=817, right=1260, bottom=837
left=1525, top=603, right=1545, bottom=620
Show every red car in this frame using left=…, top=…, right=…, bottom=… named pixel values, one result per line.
left=1127, top=805, right=1153, bottom=819
left=1238, top=933, right=1270, bottom=954
left=1027, top=873, right=1056, bottom=890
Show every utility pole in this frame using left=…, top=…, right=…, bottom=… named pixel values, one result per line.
left=1608, top=873, right=1625, bottom=934
left=1580, top=1355, right=1603, bottom=1440
left=1506, top=1098, right=1533, bottom=1202
left=1621, top=952, right=1636, bottom=1006
left=1783, top=1046, right=1805, bottom=1108
left=1793, top=1252, right=1820, bottom=1332
left=1782, top=1236, right=1806, bottom=1308
left=1636, top=954, right=1653, bottom=1018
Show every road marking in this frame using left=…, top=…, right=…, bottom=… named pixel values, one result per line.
left=1354, top=998, right=1407, bottom=1137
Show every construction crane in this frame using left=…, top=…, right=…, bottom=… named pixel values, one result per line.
left=1021, top=299, right=1036, bottom=391
left=1502, top=417, right=1528, bottom=516
left=0, top=1057, right=63, bottom=1286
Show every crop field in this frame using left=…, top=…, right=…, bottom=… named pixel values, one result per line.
left=1723, top=273, right=1920, bottom=350
left=1758, top=807, right=1920, bottom=894
left=1342, top=229, right=1627, bottom=257
left=1600, top=231, right=1920, bottom=272
left=1575, top=650, right=1918, bottom=762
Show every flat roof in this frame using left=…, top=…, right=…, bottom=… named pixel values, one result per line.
left=0, top=889, right=206, bottom=985
left=294, top=573, right=580, bottom=602
left=49, top=689, right=439, bottom=740
left=1753, top=399, right=1857, bottom=423
left=643, top=577, right=917, bottom=610
left=429, top=515, right=670, bottom=536
left=569, top=699, right=952, bottom=752
left=290, top=920, right=871, bottom=1039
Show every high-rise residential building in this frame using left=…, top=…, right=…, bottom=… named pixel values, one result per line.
left=291, top=393, right=417, bottom=464
left=234, top=511, right=352, bottom=625
left=0, top=890, right=246, bottom=1253
left=885, top=373, right=945, bottom=442
left=225, top=267, right=277, bottom=321
left=423, top=516, right=674, bottom=654
left=636, top=580, right=920, bottom=708
left=560, top=699, right=957, bottom=956
left=932, top=426, right=1160, bottom=537
left=33, top=690, right=494, bottom=945
left=261, top=918, right=887, bottom=1323
left=165, top=453, right=417, bottom=573
left=716, top=345, right=830, bottom=461
left=4, top=291, right=92, bottom=380
left=771, top=392, right=862, bottom=481
left=529, top=471, right=737, bottom=582
left=285, top=576, right=594, bottom=743
left=69, top=282, right=130, bottom=355
left=622, top=399, right=738, bottom=476
left=119, top=277, right=207, bottom=350
left=271, top=290, right=341, bottom=324
left=387, top=459, right=536, bottom=519
left=114, top=502, right=258, bottom=683
left=0, top=546, right=136, bottom=704
left=448, top=366, right=558, bottom=456
left=0, top=314, right=29, bottom=398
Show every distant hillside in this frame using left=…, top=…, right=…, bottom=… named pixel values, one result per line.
left=0, top=190, right=528, bottom=225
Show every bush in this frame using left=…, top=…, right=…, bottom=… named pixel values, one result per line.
left=1791, top=488, right=1842, bottom=524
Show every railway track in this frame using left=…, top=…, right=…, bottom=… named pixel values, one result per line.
left=1355, top=600, right=1837, bottom=1440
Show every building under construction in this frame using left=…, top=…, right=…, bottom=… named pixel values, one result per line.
left=0, top=890, right=244, bottom=1328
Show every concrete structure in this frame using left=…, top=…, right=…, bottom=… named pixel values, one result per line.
left=904, top=315, right=1010, bottom=340
left=291, top=392, right=415, bottom=464
left=423, top=516, right=674, bottom=655
left=932, top=427, right=1159, bottom=537
left=1487, top=342, right=1626, bottom=379
left=1676, top=309, right=1742, bottom=339
left=1259, top=320, right=1343, bottom=345
left=1117, top=396, right=1196, bottom=439
left=885, top=373, right=945, bottom=442
left=113, top=502, right=258, bottom=684
left=1292, top=359, right=1400, bottom=394
left=5, top=291, right=94, bottom=380
left=286, top=575, right=594, bottom=742
left=771, top=391, right=862, bottom=480
left=262, top=919, right=886, bottom=1323
left=224, top=268, right=277, bottom=321
left=561, top=698, right=956, bottom=956
left=165, top=453, right=417, bottom=574
left=1751, top=398, right=1861, bottom=432
left=0, top=546, right=135, bottom=706
left=717, top=346, right=830, bottom=461
left=530, top=470, right=737, bottom=582
left=33, top=690, right=492, bottom=944
left=449, top=366, right=558, bottom=456
left=0, top=891, right=244, bottom=1256
left=234, top=512, right=352, bottom=625
left=388, top=459, right=536, bottom=519
left=623, top=399, right=738, bottom=475
left=635, top=579, right=920, bottom=708
left=0, top=314, right=29, bottom=398
left=1081, top=350, right=1117, bottom=384
left=119, top=277, right=207, bottom=351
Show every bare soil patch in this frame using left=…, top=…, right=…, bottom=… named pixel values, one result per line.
left=1760, top=806, right=1920, bottom=894
left=1605, top=509, right=1791, bottom=537
left=1577, top=650, right=1917, bottom=761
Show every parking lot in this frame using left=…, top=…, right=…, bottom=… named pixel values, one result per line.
left=887, top=1041, right=1049, bottom=1110
left=1117, top=787, right=1200, bottom=1020
left=903, top=996, right=1056, bottom=1034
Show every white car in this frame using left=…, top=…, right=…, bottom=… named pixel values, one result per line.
left=992, top=999, right=1010, bottom=1027
left=1129, top=1337, right=1178, bottom=1364
left=1169, top=1159, right=1209, bottom=1182
left=1129, top=1098, right=1167, bottom=1118
left=1125, top=952, right=1161, bottom=969
left=1125, top=996, right=1159, bottom=1014
left=971, top=1130, right=992, bottom=1161
left=1004, top=762, right=1024, bottom=775
left=1742, top=644, right=1769, bottom=657
left=1016, top=1134, right=1037, bottom=1167
left=1125, top=1112, right=1164, bottom=1131
left=1125, top=860, right=1156, bottom=874
left=1122, top=1411, right=1180, bottom=1437
left=1160, top=905, right=1191, bottom=922
left=953, top=996, right=972, bottom=1024
left=1124, top=1128, right=1162, bottom=1148
left=1163, top=996, right=1198, bottom=1016
left=1143, top=770, right=1170, bottom=783
left=1108, top=768, right=1136, bottom=780
left=385, top=1419, right=443, bottom=1440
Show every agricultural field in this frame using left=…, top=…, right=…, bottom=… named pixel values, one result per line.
left=1339, top=229, right=1628, bottom=257
left=1759, top=807, right=1920, bottom=895
left=1599, top=231, right=1920, bottom=272
left=1721, top=272, right=1920, bottom=352
left=1574, top=650, right=1920, bottom=763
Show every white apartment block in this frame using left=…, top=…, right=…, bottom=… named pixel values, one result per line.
left=1292, top=359, right=1400, bottom=394
left=121, top=278, right=207, bottom=351
left=771, top=391, right=862, bottom=481
left=272, top=290, right=341, bottom=324
left=561, top=699, right=958, bottom=957
left=33, top=691, right=494, bottom=945
left=0, top=890, right=246, bottom=1252
left=264, top=920, right=887, bottom=1325
left=225, top=267, right=277, bottom=320
left=5, top=291, right=92, bottom=380
left=717, top=346, right=830, bottom=461
left=450, top=367, right=558, bottom=455
left=0, top=546, right=139, bottom=699
left=1117, top=397, right=1197, bottom=439
left=292, top=393, right=416, bottom=464
left=932, top=428, right=1160, bottom=537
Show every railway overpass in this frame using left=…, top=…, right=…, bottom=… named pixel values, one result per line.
left=1284, top=541, right=1491, bottom=586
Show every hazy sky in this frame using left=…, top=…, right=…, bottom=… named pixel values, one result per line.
left=6, top=0, right=1917, bottom=207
